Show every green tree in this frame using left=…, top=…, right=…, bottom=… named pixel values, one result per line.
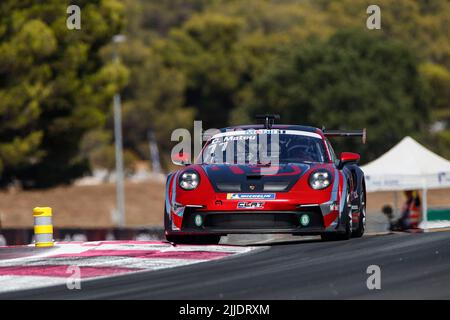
left=124, top=0, right=212, bottom=37
left=159, top=14, right=248, bottom=129
left=107, top=1, right=198, bottom=170
left=119, top=42, right=194, bottom=168
left=233, top=30, right=431, bottom=162
left=120, top=0, right=449, bottom=167
left=0, top=0, right=127, bottom=188
left=321, top=0, right=450, bottom=68
left=420, top=62, right=450, bottom=158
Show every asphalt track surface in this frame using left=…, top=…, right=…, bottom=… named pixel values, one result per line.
left=2, top=231, right=450, bottom=299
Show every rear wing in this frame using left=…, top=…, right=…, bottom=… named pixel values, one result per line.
left=256, top=114, right=280, bottom=129
left=323, top=128, right=367, bottom=144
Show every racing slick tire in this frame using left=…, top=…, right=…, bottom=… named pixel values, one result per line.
left=166, top=235, right=221, bottom=245
left=164, top=206, right=221, bottom=244
left=351, top=187, right=366, bottom=238
left=321, top=184, right=352, bottom=241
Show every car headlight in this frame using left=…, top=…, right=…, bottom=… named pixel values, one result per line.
left=179, top=170, right=200, bottom=190
left=309, top=170, right=332, bottom=190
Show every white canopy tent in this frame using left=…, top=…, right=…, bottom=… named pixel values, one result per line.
left=361, top=136, right=450, bottom=228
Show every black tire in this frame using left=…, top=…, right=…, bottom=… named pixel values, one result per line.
left=352, top=187, right=366, bottom=238
left=320, top=233, right=337, bottom=241
left=166, top=235, right=221, bottom=245
left=164, top=206, right=221, bottom=244
left=321, top=184, right=352, bottom=241
left=164, top=205, right=169, bottom=230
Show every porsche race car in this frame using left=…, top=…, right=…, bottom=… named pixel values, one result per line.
left=165, top=115, right=366, bottom=244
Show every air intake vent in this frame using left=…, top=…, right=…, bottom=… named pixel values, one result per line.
left=216, top=183, right=241, bottom=192
left=263, top=182, right=289, bottom=192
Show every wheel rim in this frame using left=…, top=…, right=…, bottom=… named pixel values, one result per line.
left=361, top=191, right=366, bottom=231
left=346, top=188, right=352, bottom=231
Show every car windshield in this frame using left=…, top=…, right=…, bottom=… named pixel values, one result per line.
left=200, top=130, right=329, bottom=165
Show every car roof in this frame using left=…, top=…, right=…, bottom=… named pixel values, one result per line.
left=220, top=124, right=321, bottom=134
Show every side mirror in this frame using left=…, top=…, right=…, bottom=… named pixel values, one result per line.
left=338, top=152, right=360, bottom=169
left=172, top=152, right=191, bottom=166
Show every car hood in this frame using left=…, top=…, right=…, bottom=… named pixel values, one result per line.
left=201, top=163, right=314, bottom=193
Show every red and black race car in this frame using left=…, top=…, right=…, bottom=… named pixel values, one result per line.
left=165, top=115, right=367, bottom=244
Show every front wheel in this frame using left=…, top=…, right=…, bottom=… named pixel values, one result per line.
left=164, top=206, right=221, bottom=244
left=352, top=188, right=366, bottom=238
left=166, top=235, right=221, bottom=245
left=320, top=216, right=351, bottom=241
left=321, top=184, right=352, bottom=241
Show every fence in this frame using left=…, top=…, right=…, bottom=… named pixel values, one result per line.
left=0, top=227, right=164, bottom=246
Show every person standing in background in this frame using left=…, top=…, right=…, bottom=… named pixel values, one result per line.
left=397, top=190, right=422, bottom=230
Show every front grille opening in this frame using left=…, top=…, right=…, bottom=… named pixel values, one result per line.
left=204, top=213, right=299, bottom=229
left=263, top=182, right=289, bottom=191
left=246, top=175, right=262, bottom=180
left=182, top=208, right=325, bottom=231
left=216, top=183, right=241, bottom=192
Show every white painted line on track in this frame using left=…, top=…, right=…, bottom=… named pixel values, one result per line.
left=0, top=240, right=262, bottom=294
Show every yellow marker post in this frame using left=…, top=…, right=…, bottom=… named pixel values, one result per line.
left=33, top=207, right=54, bottom=248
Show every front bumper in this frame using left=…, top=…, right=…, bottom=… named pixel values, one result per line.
left=167, top=206, right=334, bottom=236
